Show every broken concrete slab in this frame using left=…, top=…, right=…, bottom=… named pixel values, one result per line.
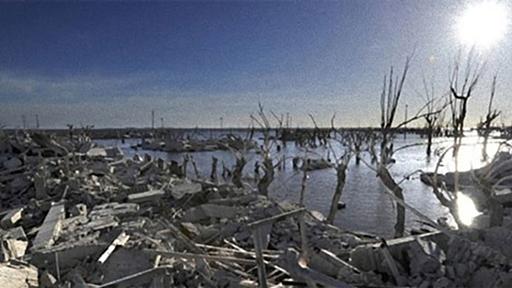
left=104, top=146, right=123, bottom=158
left=127, top=189, right=165, bottom=204
left=86, top=147, right=107, bottom=157
left=170, top=182, right=203, bottom=200
left=350, top=231, right=448, bottom=272
left=89, top=202, right=139, bottom=219
left=495, top=188, right=512, bottom=204
left=2, top=157, right=22, bottom=170
left=0, top=239, right=28, bottom=262
left=0, top=260, right=38, bottom=288
left=69, top=203, right=87, bottom=217
left=182, top=204, right=238, bottom=222
left=31, top=202, right=65, bottom=251
left=0, top=207, right=24, bottom=229
left=39, top=270, right=57, bottom=288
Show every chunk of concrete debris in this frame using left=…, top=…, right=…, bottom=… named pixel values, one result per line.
left=0, top=261, right=39, bottom=288
left=105, top=146, right=123, bottom=158
left=171, top=182, right=203, bottom=200
left=0, top=207, right=24, bottom=229
left=495, top=188, right=512, bottom=204
left=69, top=204, right=87, bottom=217
left=31, top=202, right=65, bottom=251
left=86, top=147, right=107, bottom=157
left=0, top=238, right=28, bottom=262
left=182, top=204, right=238, bottom=222
left=89, top=202, right=139, bottom=219
left=98, top=248, right=155, bottom=284
left=127, top=189, right=165, bottom=204
left=350, top=231, right=447, bottom=272
left=407, top=237, right=445, bottom=276
left=39, top=270, right=57, bottom=288
left=1, top=227, right=27, bottom=241
left=2, top=157, right=22, bottom=170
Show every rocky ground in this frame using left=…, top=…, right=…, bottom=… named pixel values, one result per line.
left=1, top=130, right=512, bottom=287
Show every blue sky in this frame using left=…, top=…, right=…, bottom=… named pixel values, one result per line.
left=1, top=1, right=511, bottom=128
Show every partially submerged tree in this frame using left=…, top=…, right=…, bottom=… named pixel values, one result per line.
left=374, top=57, right=411, bottom=237
left=478, top=74, right=501, bottom=161
left=326, top=126, right=353, bottom=224
left=419, top=75, right=447, bottom=158
left=251, top=104, right=279, bottom=196
left=428, top=54, right=483, bottom=228
left=368, top=56, right=444, bottom=236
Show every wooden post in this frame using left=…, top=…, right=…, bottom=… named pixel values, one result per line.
left=252, top=228, right=268, bottom=288
left=299, top=213, right=308, bottom=262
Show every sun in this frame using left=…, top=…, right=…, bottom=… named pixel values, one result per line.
left=456, top=1, right=509, bottom=48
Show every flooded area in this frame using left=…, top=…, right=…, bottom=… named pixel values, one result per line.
left=96, top=131, right=503, bottom=237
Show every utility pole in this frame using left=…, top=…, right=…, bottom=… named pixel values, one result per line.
left=35, top=114, right=40, bottom=129
left=404, top=104, right=408, bottom=139
left=160, top=117, right=164, bottom=129
left=151, top=110, right=155, bottom=130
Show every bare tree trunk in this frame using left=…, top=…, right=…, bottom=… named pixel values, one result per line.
left=210, top=156, right=218, bottom=182
left=482, top=131, right=490, bottom=161
left=426, top=124, right=433, bottom=157
left=377, top=166, right=405, bottom=237
left=232, top=156, right=246, bottom=188
left=299, top=160, right=308, bottom=206
left=257, top=156, right=273, bottom=196
left=190, top=156, right=201, bottom=179
left=327, top=163, right=347, bottom=224
left=182, top=155, right=189, bottom=178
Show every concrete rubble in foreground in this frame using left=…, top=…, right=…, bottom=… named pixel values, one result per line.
left=1, top=130, right=512, bottom=287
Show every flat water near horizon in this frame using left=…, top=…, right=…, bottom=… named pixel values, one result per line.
left=96, top=131, right=504, bottom=238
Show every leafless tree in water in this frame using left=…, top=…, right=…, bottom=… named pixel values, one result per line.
left=477, top=74, right=501, bottom=162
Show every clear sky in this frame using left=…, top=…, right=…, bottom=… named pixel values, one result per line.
left=1, top=1, right=511, bottom=128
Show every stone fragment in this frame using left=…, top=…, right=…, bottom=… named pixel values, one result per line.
left=0, top=207, right=24, bottom=229
left=69, top=204, right=87, bottom=217
left=31, top=202, right=65, bottom=251
left=0, top=261, right=39, bottom=288
left=127, top=190, right=165, bottom=204
left=39, top=271, right=57, bottom=288
left=171, top=182, right=203, bottom=200
left=89, top=202, right=139, bottom=219
left=105, top=146, right=123, bottom=158
left=0, top=239, right=27, bottom=262
left=433, top=277, right=452, bottom=288
left=2, top=157, right=22, bottom=170
left=86, top=147, right=107, bottom=157
left=182, top=204, right=238, bottom=222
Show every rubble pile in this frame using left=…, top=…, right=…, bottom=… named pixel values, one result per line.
left=1, top=131, right=512, bottom=287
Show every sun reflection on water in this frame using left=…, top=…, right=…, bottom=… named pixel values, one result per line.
left=457, top=192, right=482, bottom=226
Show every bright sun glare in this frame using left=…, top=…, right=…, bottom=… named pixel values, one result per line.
left=457, top=192, right=482, bottom=226
left=456, top=1, right=509, bottom=48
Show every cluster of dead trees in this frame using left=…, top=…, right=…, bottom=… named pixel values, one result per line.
left=188, top=51, right=504, bottom=238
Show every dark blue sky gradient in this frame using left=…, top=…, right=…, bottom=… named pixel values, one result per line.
left=1, top=1, right=511, bottom=128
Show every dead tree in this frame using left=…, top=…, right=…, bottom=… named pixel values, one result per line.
left=427, top=55, right=482, bottom=228
left=448, top=54, right=481, bottom=226
left=219, top=129, right=256, bottom=188
left=210, top=156, right=218, bottom=182
left=374, top=58, right=411, bottom=237
left=419, top=75, right=447, bottom=158
left=232, top=151, right=246, bottom=188
left=326, top=150, right=351, bottom=225
left=478, top=75, right=501, bottom=161
left=251, top=104, right=276, bottom=196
